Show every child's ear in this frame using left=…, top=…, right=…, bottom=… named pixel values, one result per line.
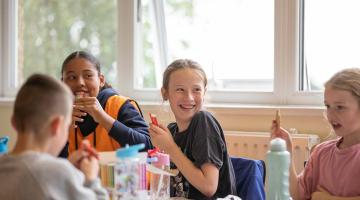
left=203, top=87, right=207, bottom=102
left=99, top=73, right=105, bottom=88
left=49, top=116, right=63, bottom=137
left=161, top=87, right=168, bottom=101
left=10, top=115, right=18, bottom=131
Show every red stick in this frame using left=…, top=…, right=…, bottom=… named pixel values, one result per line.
left=149, top=113, right=159, bottom=126
left=86, top=146, right=99, bottom=160
left=81, top=141, right=99, bottom=160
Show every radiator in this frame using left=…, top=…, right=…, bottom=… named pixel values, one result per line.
left=225, top=131, right=320, bottom=173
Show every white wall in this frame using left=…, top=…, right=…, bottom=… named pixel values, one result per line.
left=0, top=102, right=331, bottom=151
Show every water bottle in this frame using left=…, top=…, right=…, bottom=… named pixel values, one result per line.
left=266, top=138, right=291, bottom=200
left=0, top=136, right=9, bottom=155
left=114, top=144, right=145, bottom=200
left=150, top=152, right=170, bottom=200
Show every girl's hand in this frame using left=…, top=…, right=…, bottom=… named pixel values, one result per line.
left=148, top=123, right=177, bottom=153
left=79, top=156, right=100, bottom=182
left=312, top=186, right=360, bottom=200
left=270, top=120, right=293, bottom=153
left=71, top=105, right=87, bottom=128
left=74, top=97, right=106, bottom=123
left=312, top=187, right=332, bottom=200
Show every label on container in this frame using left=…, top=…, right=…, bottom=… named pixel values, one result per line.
left=115, top=160, right=140, bottom=199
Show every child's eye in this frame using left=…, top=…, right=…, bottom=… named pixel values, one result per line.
left=194, top=88, right=202, bottom=92
left=335, top=105, right=345, bottom=111
left=85, top=73, right=94, bottom=78
left=176, top=88, right=184, bottom=92
left=66, top=75, right=76, bottom=81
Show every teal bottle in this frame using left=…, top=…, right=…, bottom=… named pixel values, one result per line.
left=266, top=138, right=291, bottom=200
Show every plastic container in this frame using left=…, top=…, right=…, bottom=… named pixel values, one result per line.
left=114, top=143, right=145, bottom=200
left=138, top=152, right=148, bottom=192
left=266, top=138, right=291, bottom=200
left=149, top=152, right=170, bottom=200
left=0, top=136, right=9, bottom=155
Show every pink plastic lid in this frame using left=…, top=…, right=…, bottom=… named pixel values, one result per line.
left=153, top=152, right=170, bottom=167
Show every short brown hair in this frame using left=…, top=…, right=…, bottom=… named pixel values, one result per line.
left=13, top=74, right=73, bottom=133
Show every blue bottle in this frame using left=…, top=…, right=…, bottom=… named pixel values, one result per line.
left=266, top=138, right=291, bottom=200
left=0, top=136, right=9, bottom=155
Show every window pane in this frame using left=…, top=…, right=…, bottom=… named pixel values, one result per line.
left=138, top=0, right=274, bottom=91
left=304, top=0, right=360, bottom=91
left=18, top=0, right=117, bottom=86
left=137, top=0, right=158, bottom=89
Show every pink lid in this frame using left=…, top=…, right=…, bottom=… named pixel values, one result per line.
left=153, top=152, right=170, bottom=167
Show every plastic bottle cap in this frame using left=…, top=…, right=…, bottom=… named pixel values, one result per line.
left=152, top=152, right=170, bottom=166
left=0, top=136, right=9, bottom=154
left=270, top=138, right=286, bottom=151
left=116, top=143, right=145, bottom=158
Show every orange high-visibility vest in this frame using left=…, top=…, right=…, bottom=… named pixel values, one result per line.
left=68, top=95, right=139, bottom=154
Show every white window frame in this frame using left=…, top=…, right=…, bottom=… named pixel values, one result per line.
left=1, top=0, right=323, bottom=106
left=117, top=0, right=323, bottom=106
left=0, top=0, right=18, bottom=98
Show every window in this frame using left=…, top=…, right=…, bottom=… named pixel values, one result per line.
left=0, top=0, right=18, bottom=97
left=137, top=0, right=274, bottom=92
left=1, top=0, right=117, bottom=96
left=119, top=0, right=317, bottom=105
left=2, top=0, right=330, bottom=106
left=302, top=0, right=360, bottom=91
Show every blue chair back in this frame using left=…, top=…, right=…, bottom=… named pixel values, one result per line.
left=231, top=156, right=266, bottom=200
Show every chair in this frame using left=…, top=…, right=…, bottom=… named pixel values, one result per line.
left=231, top=156, right=266, bottom=200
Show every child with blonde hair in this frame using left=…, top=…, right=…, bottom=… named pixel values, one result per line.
left=0, top=74, right=108, bottom=200
left=149, top=59, right=236, bottom=199
left=271, top=68, right=360, bottom=200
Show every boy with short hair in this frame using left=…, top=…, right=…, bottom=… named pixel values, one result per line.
left=0, top=74, right=108, bottom=200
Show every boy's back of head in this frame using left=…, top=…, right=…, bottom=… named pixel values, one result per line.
left=12, top=74, right=73, bottom=135
left=0, top=74, right=109, bottom=200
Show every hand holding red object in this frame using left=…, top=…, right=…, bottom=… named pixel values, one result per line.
left=149, top=113, right=159, bottom=126
left=148, top=147, right=160, bottom=157
left=81, top=140, right=99, bottom=160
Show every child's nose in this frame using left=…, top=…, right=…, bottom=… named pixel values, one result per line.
left=185, top=91, right=194, bottom=100
left=326, top=108, right=337, bottom=119
left=77, top=76, right=85, bottom=86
